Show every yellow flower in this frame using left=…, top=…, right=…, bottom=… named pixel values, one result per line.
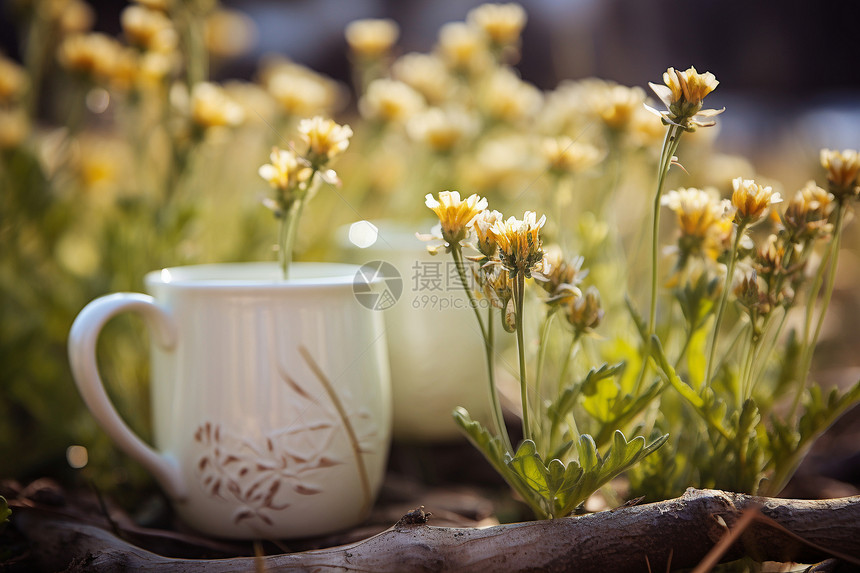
left=538, top=245, right=585, bottom=303
left=648, top=66, right=724, bottom=131
left=542, top=137, right=602, bottom=175
left=820, top=148, right=860, bottom=202
left=594, top=84, right=645, bottom=131
left=564, top=286, right=603, bottom=334
left=57, top=0, right=95, bottom=34
left=470, top=208, right=503, bottom=258
left=297, top=116, right=352, bottom=165
left=190, top=82, right=244, bottom=128
left=121, top=5, right=177, bottom=53
left=205, top=9, right=257, bottom=59
left=392, top=53, right=452, bottom=105
left=259, top=146, right=309, bottom=189
left=489, top=211, right=546, bottom=278
left=258, top=147, right=313, bottom=215
left=436, top=21, right=492, bottom=74
left=480, top=68, right=542, bottom=124
left=57, top=33, right=123, bottom=79
left=476, top=264, right=513, bottom=311
left=424, top=191, right=488, bottom=247
left=263, top=60, right=343, bottom=117
left=782, top=181, right=834, bottom=241
left=0, top=55, right=28, bottom=105
left=359, top=78, right=425, bottom=124
left=407, top=106, right=477, bottom=152
left=731, top=177, right=781, bottom=226
left=345, top=18, right=399, bottom=58
left=466, top=133, right=533, bottom=192
left=0, top=108, right=29, bottom=149
left=466, top=3, right=527, bottom=47
left=662, top=187, right=727, bottom=253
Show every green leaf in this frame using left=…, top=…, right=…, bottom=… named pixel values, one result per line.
left=605, top=430, right=645, bottom=473
left=686, top=327, right=708, bottom=390
left=453, top=408, right=548, bottom=518
left=548, top=362, right=624, bottom=423
left=577, top=434, right=600, bottom=472
left=508, top=440, right=551, bottom=499
left=650, top=335, right=732, bottom=441
left=766, top=380, right=860, bottom=494
left=452, top=407, right=510, bottom=478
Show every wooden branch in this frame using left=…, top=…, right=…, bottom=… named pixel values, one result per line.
left=13, top=488, right=860, bottom=572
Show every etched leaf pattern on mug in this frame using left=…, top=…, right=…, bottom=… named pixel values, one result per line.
left=193, top=364, right=378, bottom=527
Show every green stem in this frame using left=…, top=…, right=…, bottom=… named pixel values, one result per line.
left=485, top=306, right=513, bottom=453
left=450, top=248, right=511, bottom=451
left=647, top=125, right=683, bottom=337
left=636, top=124, right=683, bottom=394
left=747, top=309, right=785, bottom=402
left=557, top=331, right=580, bottom=393
left=179, top=5, right=209, bottom=89
left=279, top=198, right=304, bottom=279
left=705, top=221, right=747, bottom=386
left=791, top=202, right=847, bottom=419
left=514, top=271, right=531, bottom=442
left=534, top=309, right=556, bottom=409
left=740, top=313, right=758, bottom=405
left=450, top=247, right=487, bottom=340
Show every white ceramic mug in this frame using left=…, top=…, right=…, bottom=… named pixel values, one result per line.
left=68, top=262, right=391, bottom=539
left=341, top=222, right=494, bottom=442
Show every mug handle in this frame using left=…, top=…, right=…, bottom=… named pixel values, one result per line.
left=68, top=293, right=187, bottom=500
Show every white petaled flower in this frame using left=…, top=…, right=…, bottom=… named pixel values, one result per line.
left=489, top=211, right=547, bottom=278
left=407, top=106, right=477, bottom=152
left=419, top=191, right=488, bottom=252
left=190, top=82, right=244, bottom=128
left=345, top=18, right=399, bottom=58
left=731, top=177, right=782, bottom=226
left=466, top=2, right=527, bottom=47
left=646, top=66, right=724, bottom=131
left=297, top=116, right=353, bottom=164
left=470, top=209, right=503, bottom=258
left=820, top=148, right=860, bottom=201
left=258, top=147, right=310, bottom=191
left=358, top=78, right=425, bottom=124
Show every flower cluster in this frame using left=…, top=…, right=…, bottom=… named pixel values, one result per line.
left=258, top=116, right=351, bottom=216
left=420, top=191, right=603, bottom=336
left=663, top=154, right=855, bottom=327
left=258, top=116, right=352, bottom=276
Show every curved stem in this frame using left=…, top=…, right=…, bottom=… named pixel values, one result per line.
left=485, top=307, right=513, bottom=453
left=514, top=272, right=531, bottom=442
left=705, top=222, right=746, bottom=386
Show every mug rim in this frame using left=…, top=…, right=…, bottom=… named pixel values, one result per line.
left=145, top=262, right=367, bottom=289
